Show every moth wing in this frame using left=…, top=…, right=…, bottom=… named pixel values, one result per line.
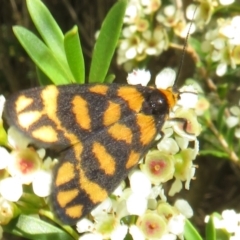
left=5, top=83, right=160, bottom=224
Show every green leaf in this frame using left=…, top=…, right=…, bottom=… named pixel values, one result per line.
left=216, top=103, right=227, bottom=132
left=0, top=122, right=8, bottom=147
left=89, top=0, right=127, bottom=83
left=188, top=37, right=204, bottom=67
left=26, top=0, right=67, bottom=68
left=36, top=67, right=53, bottom=86
left=184, top=219, right=203, bottom=240
left=104, top=73, right=116, bottom=83
left=13, top=26, right=73, bottom=85
left=217, top=83, right=228, bottom=100
left=226, top=127, right=235, bottom=148
left=64, top=26, right=85, bottom=83
left=199, top=150, right=229, bottom=158
left=205, top=215, right=216, bottom=240
left=3, top=215, right=74, bottom=240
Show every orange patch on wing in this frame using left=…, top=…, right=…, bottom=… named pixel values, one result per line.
left=41, top=85, right=59, bottom=119
left=15, top=95, right=33, bottom=113
left=117, top=86, right=144, bottom=112
left=108, top=123, right=132, bottom=144
left=32, top=125, right=58, bottom=142
left=79, top=169, right=108, bottom=204
left=72, top=142, right=83, bottom=162
left=55, top=162, right=75, bottom=187
left=72, top=96, right=91, bottom=130
left=92, top=142, right=116, bottom=175
left=89, top=85, right=109, bottom=95
left=65, top=205, right=83, bottom=219
left=57, top=189, right=79, bottom=208
left=137, top=114, right=157, bottom=146
left=103, top=101, right=121, bottom=126
left=126, top=150, right=140, bottom=169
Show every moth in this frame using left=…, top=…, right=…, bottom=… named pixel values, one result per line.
left=4, top=83, right=180, bottom=224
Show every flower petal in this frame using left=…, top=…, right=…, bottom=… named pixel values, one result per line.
left=32, top=170, right=52, bottom=197
left=0, top=177, right=22, bottom=202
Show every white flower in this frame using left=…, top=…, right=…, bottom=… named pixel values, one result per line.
left=91, top=197, right=113, bottom=220
left=129, top=225, right=145, bottom=240
left=168, top=214, right=185, bottom=235
left=125, top=170, right=152, bottom=215
left=127, top=69, right=151, bottom=86
left=160, top=233, right=177, bottom=240
left=0, top=147, right=10, bottom=169
left=0, top=177, right=23, bottom=202
left=169, top=179, right=182, bottom=196
left=174, top=199, right=193, bottom=218
left=221, top=210, right=240, bottom=233
left=141, top=0, right=161, bottom=14
left=8, top=148, right=41, bottom=184
left=142, top=27, right=168, bottom=56
left=129, top=170, right=151, bottom=197
left=7, top=126, right=31, bottom=150
left=77, top=218, right=94, bottom=233
left=178, top=86, right=198, bottom=109
left=79, top=233, right=103, bottom=240
left=155, top=68, right=176, bottom=89
left=0, top=96, right=5, bottom=118
left=226, top=116, right=239, bottom=128
left=157, top=5, right=182, bottom=28
left=185, top=166, right=196, bottom=190
left=157, top=137, right=179, bottom=155
left=32, top=170, right=52, bottom=197
left=216, top=62, right=227, bottom=76
left=219, top=0, right=235, bottom=5
left=174, top=135, right=189, bottom=150
left=110, top=224, right=128, bottom=240
left=126, top=193, right=148, bottom=215
left=124, top=3, right=138, bottom=23
left=0, top=197, right=14, bottom=225
left=205, top=209, right=240, bottom=238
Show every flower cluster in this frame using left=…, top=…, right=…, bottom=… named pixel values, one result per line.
left=117, top=0, right=191, bottom=71
left=205, top=209, right=240, bottom=240
left=201, top=16, right=240, bottom=76
left=77, top=69, right=201, bottom=240
left=225, top=99, right=240, bottom=139
left=185, top=0, right=239, bottom=77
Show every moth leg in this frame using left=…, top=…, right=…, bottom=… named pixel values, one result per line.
left=168, top=117, right=195, bottom=136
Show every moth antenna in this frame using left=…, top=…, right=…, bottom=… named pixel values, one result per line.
left=173, top=6, right=198, bottom=92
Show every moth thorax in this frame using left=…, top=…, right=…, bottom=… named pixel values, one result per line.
left=142, top=89, right=170, bottom=116
left=159, top=88, right=179, bottom=110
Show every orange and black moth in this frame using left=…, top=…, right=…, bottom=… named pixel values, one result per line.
left=4, top=83, right=179, bottom=225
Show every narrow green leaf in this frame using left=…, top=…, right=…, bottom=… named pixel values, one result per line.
left=3, top=215, right=74, bottom=240
left=64, top=26, right=85, bottom=83
left=36, top=67, right=53, bottom=86
left=26, top=0, right=67, bottom=68
left=206, top=215, right=216, bottom=240
left=184, top=219, right=203, bottom=240
left=199, top=150, right=229, bottom=158
left=217, top=103, right=227, bottom=132
left=89, top=0, right=127, bottom=83
left=13, top=26, right=73, bottom=85
left=226, top=127, right=235, bottom=148
left=0, top=122, right=8, bottom=147
left=104, top=73, right=116, bottom=83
